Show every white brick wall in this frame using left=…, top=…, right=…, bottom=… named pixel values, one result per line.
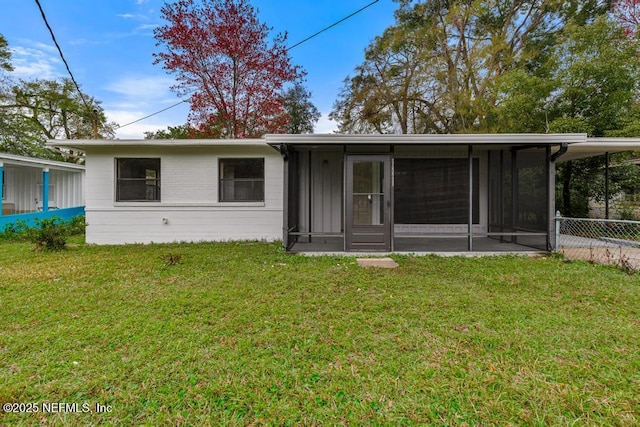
left=84, top=145, right=283, bottom=244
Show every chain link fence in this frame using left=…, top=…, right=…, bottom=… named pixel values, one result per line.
left=555, top=217, right=640, bottom=272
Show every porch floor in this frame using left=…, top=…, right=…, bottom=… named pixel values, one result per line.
left=289, top=236, right=546, bottom=254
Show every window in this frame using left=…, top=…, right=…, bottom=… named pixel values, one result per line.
left=219, top=158, right=264, bottom=202
left=1, top=170, right=5, bottom=200
left=116, top=158, right=160, bottom=202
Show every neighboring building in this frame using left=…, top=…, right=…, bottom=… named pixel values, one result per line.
left=49, top=134, right=640, bottom=252
left=0, top=153, right=85, bottom=229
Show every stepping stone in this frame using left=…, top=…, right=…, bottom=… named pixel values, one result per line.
left=356, top=257, right=399, bottom=268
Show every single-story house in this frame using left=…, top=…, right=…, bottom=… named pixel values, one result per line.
left=49, top=134, right=640, bottom=252
left=0, top=152, right=85, bottom=229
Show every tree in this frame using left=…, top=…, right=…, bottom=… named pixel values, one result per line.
left=0, top=78, right=117, bottom=160
left=547, top=16, right=640, bottom=216
left=282, top=83, right=320, bottom=134
left=330, top=24, right=433, bottom=134
left=613, top=0, right=640, bottom=36
left=144, top=124, right=191, bottom=139
left=143, top=124, right=214, bottom=139
left=0, top=33, right=12, bottom=73
left=153, top=0, right=303, bottom=139
left=332, top=0, right=612, bottom=134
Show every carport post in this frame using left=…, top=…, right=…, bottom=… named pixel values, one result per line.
left=468, top=145, right=473, bottom=251
left=42, top=167, right=49, bottom=212
left=0, top=161, right=3, bottom=216
left=605, top=152, right=610, bottom=219
left=554, top=213, right=561, bottom=252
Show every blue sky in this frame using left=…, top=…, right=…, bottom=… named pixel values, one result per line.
left=2, top=0, right=398, bottom=139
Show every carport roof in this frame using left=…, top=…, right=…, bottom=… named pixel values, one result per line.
left=558, top=139, right=640, bottom=161
left=0, top=152, right=84, bottom=171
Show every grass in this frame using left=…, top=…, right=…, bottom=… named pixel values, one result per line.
left=0, top=240, right=639, bottom=425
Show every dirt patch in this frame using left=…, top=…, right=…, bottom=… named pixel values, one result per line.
left=560, top=246, right=640, bottom=271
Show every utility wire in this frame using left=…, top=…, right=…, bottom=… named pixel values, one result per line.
left=34, top=0, right=93, bottom=111
left=118, top=0, right=380, bottom=129
left=287, top=0, right=379, bottom=51
left=117, top=99, right=189, bottom=129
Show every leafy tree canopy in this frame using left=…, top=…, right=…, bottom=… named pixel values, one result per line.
left=331, top=0, right=617, bottom=134
left=153, top=0, right=304, bottom=139
left=282, top=83, right=320, bottom=134
left=0, top=36, right=116, bottom=162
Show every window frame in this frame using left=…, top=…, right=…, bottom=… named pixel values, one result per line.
left=218, top=158, right=265, bottom=203
left=115, top=158, right=161, bottom=202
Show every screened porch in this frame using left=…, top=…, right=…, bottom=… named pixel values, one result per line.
left=275, top=137, right=558, bottom=254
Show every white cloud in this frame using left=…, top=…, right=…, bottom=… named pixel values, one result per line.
left=136, top=0, right=149, bottom=4
left=117, top=13, right=136, bottom=19
left=106, top=75, right=177, bottom=101
left=104, top=75, right=189, bottom=138
left=9, top=45, right=61, bottom=79
left=137, top=23, right=158, bottom=31
left=107, top=108, right=185, bottom=139
left=314, top=113, right=338, bottom=134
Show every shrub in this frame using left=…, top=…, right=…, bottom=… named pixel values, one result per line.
left=0, top=220, right=29, bottom=240
left=1, top=215, right=85, bottom=246
left=616, top=202, right=640, bottom=221
left=27, top=217, right=69, bottom=251
left=66, top=215, right=86, bottom=235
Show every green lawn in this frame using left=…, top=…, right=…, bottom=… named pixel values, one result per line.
left=0, top=240, right=639, bottom=425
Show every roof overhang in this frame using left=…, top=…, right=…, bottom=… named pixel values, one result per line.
left=46, top=138, right=269, bottom=151
left=558, top=139, right=640, bottom=162
left=0, top=152, right=84, bottom=171
left=45, top=135, right=640, bottom=162
left=264, top=133, right=587, bottom=146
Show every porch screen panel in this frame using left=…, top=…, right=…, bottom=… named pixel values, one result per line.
left=394, top=159, right=479, bottom=224
left=488, top=150, right=501, bottom=229
left=516, top=149, right=547, bottom=231
left=488, top=150, right=513, bottom=235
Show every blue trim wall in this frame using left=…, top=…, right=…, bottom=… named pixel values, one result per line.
left=0, top=206, right=85, bottom=230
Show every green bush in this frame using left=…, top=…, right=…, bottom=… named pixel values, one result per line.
left=66, top=215, right=86, bottom=235
left=0, top=220, right=29, bottom=240
left=0, top=215, right=85, bottom=250
left=27, top=217, right=69, bottom=251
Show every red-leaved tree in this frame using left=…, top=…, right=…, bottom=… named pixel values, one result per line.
left=613, top=0, right=640, bottom=37
left=153, top=0, right=303, bottom=138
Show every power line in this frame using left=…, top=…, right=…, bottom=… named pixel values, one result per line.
left=287, top=0, right=379, bottom=51
left=34, top=0, right=93, bottom=111
left=118, top=0, right=380, bottom=130
left=117, top=99, right=189, bottom=129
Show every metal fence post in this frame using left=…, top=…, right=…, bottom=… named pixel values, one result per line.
left=554, top=212, right=561, bottom=252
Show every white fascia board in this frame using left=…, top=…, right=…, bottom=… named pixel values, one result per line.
left=264, top=133, right=587, bottom=145
left=46, top=138, right=268, bottom=151
left=0, top=152, right=85, bottom=171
